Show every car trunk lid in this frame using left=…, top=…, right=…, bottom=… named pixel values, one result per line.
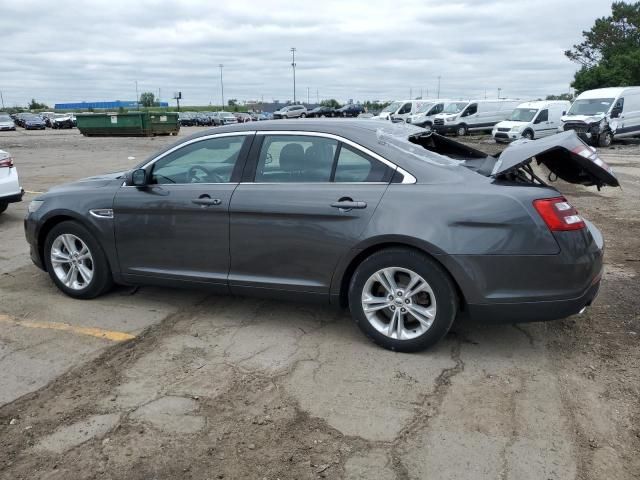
left=491, top=130, right=619, bottom=188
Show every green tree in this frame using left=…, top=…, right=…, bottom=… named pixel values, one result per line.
left=566, top=2, right=640, bottom=92
left=28, top=98, right=48, bottom=110
left=320, top=99, right=341, bottom=109
left=139, top=92, right=155, bottom=107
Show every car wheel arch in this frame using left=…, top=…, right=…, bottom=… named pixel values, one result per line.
left=36, top=211, right=114, bottom=274
left=334, top=240, right=467, bottom=310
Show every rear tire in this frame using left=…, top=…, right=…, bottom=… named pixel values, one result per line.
left=348, top=248, right=458, bottom=352
left=0, top=202, right=7, bottom=214
left=43, top=221, right=113, bottom=299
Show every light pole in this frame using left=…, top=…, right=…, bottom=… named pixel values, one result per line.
left=437, top=76, right=441, bottom=99
left=219, top=64, right=225, bottom=109
left=135, top=80, right=139, bottom=109
left=497, top=87, right=502, bottom=99
left=0, top=90, right=4, bottom=110
left=291, top=47, right=297, bottom=103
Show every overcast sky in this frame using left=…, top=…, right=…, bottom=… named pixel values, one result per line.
left=1, top=0, right=611, bottom=107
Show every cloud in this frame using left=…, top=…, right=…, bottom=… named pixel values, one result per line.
left=0, top=0, right=612, bottom=107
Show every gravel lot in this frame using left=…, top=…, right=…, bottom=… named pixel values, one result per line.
left=0, top=127, right=638, bottom=480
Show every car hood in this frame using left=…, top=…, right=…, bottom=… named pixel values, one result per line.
left=0, top=121, right=13, bottom=126
left=491, top=130, right=619, bottom=188
left=47, top=171, right=125, bottom=193
left=561, top=114, right=604, bottom=124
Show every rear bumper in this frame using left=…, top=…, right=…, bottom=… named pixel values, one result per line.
left=440, top=220, right=605, bottom=324
left=0, top=190, right=24, bottom=204
left=465, top=278, right=601, bottom=324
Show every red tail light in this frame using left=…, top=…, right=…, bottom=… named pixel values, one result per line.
left=0, top=157, right=13, bottom=168
left=533, top=197, right=585, bottom=231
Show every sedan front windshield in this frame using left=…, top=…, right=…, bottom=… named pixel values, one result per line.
left=443, top=102, right=468, bottom=114
left=509, top=108, right=538, bottom=122
left=568, top=98, right=614, bottom=116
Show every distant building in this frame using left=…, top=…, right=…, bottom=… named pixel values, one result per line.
left=54, top=100, right=169, bottom=110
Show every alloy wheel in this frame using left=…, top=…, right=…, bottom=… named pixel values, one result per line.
left=50, top=234, right=94, bottom=290
left=361, top=267, right=437, bottom=340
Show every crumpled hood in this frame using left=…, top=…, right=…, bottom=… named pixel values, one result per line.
left=561, top=114, right=604, bottom=124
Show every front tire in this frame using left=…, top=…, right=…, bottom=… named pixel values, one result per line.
left=0, top=202, right=7, bottom=214
left=598, top=131, right=613, bottom=147
left=44, top=221, right=113, bottom=299
left=456, top=125, right=468, bottom=136
left=348, top=248, right=458, bottom=352
left=522, top=129, right=534, bottom=140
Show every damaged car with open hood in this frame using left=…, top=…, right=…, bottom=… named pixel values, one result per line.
left=24, top=120, right=618, bottom=352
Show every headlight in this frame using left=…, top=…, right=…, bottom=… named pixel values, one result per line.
left=28, top=200, right=44, bottom=213
left=446, top=117, right=455, bottom=122
left=511, top=126, right=524, bottom=132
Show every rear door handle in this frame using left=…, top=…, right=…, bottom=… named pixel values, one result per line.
left=331, top=200, right=367, bottom=210
left=192, top=198, right=222, bottom=206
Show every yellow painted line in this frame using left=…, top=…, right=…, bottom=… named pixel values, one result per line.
left=0, top=314, right=135, bottom=342
left=24, top=190, right=44, bottom=194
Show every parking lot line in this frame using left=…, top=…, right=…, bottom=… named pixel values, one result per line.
left=0, top=314, right=135, bottom=342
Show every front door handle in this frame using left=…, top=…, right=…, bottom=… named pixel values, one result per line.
left=331, top=200, right=367, bottom=210
left=192, top=198, right=222, bottom=206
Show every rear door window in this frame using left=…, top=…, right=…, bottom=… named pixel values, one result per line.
left=255, top=135, right=337, bottom=182
left=253, top=135, right=393, bottom=183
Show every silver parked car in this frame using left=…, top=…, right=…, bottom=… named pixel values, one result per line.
left=273, top=105, right=307, bottom=119
left=0, top=113, right=16, bottom=131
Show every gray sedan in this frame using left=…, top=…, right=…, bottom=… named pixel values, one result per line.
left=24, top=120, right=618, bottom=351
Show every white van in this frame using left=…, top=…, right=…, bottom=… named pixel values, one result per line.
left=561, top=87, right=640, bottom=146
left=405, top=100, right=450, bottom=128
left=433, top=99, right=521, bottom=136
left=492, top=100, right=570, bottom=142
left=376, top=100, right=431, bottom=121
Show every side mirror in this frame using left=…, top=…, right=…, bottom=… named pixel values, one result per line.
left=610, top=109, right=621, bottom=119
left=125, top=168, right=148, bottom=187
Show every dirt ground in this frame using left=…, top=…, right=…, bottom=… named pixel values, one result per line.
left=0, top=127, right=638, bottom=480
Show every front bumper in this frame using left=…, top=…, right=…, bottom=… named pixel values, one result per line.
left=433, top=123, right=458, bottom=134
left=25, top=124, right=46, bottom=130
left=493, top=131, right=520, bottom=142
left=24, top=212, right=45, bottom=270
left=0, top=125, right=16, bottom=131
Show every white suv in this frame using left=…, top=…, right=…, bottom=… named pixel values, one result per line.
left=273, top=105, right=307, bottom=119
left=0, top=150, right=23, bottom=214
